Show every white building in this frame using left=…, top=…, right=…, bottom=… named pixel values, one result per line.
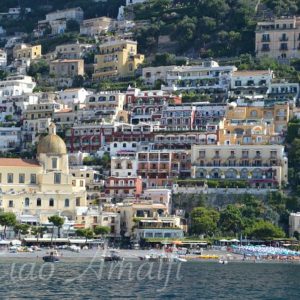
left=58, top=88, right=90, bottom=107
left=230, top=70, right=274, bottom=99
left=289, top=212, right=300, bottom=236
left=111, top=156, right=137, bottom=177
left=143, top=61, right=237, bottom=94
left=0, top=75, right=36, bottom=98
left=143, top=188, right=172, bottom=213
left=126, top=0, right=148, bottom=5
left=45, top=7, right=84, bottom=23
left=0, top=49, right=7, bottom=67
left=0, top=127, right=21, bottom=151
left=55, top=43, right=93, bottom=59
left=80, top=17, right=115, bottom=36
left=142, top=65, right=175, bottom=86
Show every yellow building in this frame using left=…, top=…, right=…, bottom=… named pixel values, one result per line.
left=225, top=101, right=290, bottom=133
left=191, top=144, right=288, bottom=188
left=255, top=16, right=300, bottom=59
left=93, top=39, right=144, bottom=80
left=13, top=44, right=42, bottom=60
left=0, top=123, right=87, bottom=223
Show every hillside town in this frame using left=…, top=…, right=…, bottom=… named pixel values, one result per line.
left=1, top=0, right=300, bottom=250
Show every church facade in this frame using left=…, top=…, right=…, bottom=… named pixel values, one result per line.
left=0, top=123, right=87, bottom=223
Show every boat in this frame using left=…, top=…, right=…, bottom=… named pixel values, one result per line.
left=42, top=250, right=60, bottom=262
left=218, top=259, right=228, bottom=264
left=102, top=250, right=123, bottom=262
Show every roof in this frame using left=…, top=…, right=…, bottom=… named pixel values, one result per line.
left=51, top=59, right=83, bottom=63
left=56, top=108, right=73, bottom=113
left=233, top=70, right=272, bottom=77
left=0, top=158, right=40, bottom=167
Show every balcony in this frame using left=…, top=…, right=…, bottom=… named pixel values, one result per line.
left=279, top=36, right=289, bottom=42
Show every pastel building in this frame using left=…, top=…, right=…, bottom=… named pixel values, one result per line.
left=255, top=16, right=300, bottom=59
left=191, top=144, right=288, bottom=188
left=93, top=39, right=144, bottom=80
left=0, top=123, right=87, bottom=223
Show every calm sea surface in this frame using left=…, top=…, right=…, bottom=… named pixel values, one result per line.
left=0, top=258, right=299, bottom=299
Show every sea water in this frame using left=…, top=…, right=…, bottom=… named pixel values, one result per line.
left=0, top=259, right=299, bottom=299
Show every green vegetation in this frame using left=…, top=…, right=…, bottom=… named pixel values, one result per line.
left=76, top=228, right=94, bottom=243
left=94, top=225, right=110, bottom=237
left=0, top=212, right=17, bottom=239
left=48, top=215, right=65, bottom=240
left=13, top=223, right=30, bottom=239
left=188, top=192, right=296, bottom=239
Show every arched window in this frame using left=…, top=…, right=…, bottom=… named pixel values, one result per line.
left=24, top=197, right=30, bottom=207
left=65, top=199, right=70, bottom=207
left=49, top=198, right=54, bottom=207
left=37, top=198, right=41, bottom=207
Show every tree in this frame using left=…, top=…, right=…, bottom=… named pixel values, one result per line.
left=66, top=20, right=80, bottom=32
left=94, top=225, right=110, bottom=237
left=0, top=212, right=17, bottom=239
left=190, top=207, right=219, bottom=236
left=48, top=215, right=65, bottom=243
left=31, top=226, right=47, bottom=244
left=13, top=223, right=30, bottom=239
left=76, top=228, right=94, bottom=244
left=219, top=205, right=244, bottom=236
left=247, top=220, right=285, bottom=240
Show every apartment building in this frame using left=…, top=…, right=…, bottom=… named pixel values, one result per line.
left=13, top=44, right=42, bottom=60
left=137, top=150, right=191, bottom=187
left=230, top=70, right=274, bottom=99
left=191, top=144, right=288, bottom=188
left=105, top=176, right=143, bottom=198
left=143, top=61, right=236, bottom=97
left=111, top=156, right=137, bottom=177
left=0, top=49, right=7, bottom=67
left=0, top=75, right=36, bottom=97
left=160, top=103, right=226, bottom=131
left=93, top=39, right=144, bottom=80
left=0, top=127, right=21, bottom=151
left=80, top=17, right=115, bottom=36
left=85, top=91, right=125, bottom=121
left=256, top=16, right=300, bottom=59
left=125, top=87, right=181, bottom=124
left=45, top=7, right=84, bottom=23
left=75, top=207, right=121, bottom=237
left=55, top=43, right=93, bottom=59
left=50, top=59, right=84, bottom=77
left=226, top=100, right=290, bottom=133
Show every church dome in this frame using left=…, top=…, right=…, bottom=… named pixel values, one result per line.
left=37, top=123, right=67, bottom=155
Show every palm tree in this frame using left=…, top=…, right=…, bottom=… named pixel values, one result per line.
left=48, top=215, right=65, bottom=245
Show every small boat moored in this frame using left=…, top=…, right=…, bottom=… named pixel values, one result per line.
left=42, top=250, right=60, bottom=262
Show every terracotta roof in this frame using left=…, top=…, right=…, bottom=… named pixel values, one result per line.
left=233, top=70, right=271, bottom=76
left=0, top=158, right=40, bottom=167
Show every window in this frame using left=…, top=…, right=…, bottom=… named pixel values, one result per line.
left=9, top=200, right=13, bottom=208
left=19, top=173, right=25, bottom=184
left=80, top=180, right=84, bottom=187
left=199, top=151, right=205, bottom=158
left=49, top=198, right=54, bottom=207
left=30, top=174, right=36, bottom=184
left=24, top=198, right=30, bottom=207
left=52, top=158, right=58, bottom=169
left=76, top=197, right=80, bottom=206
left=65, top=199, right=70, bottom=207
left=54, top=173, right=61, bottom=184
left=7, top=173, right=13, bottom=183
left=235, top=80, right=242, bottom=87
left=37, top=198, right=41, bottom=207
